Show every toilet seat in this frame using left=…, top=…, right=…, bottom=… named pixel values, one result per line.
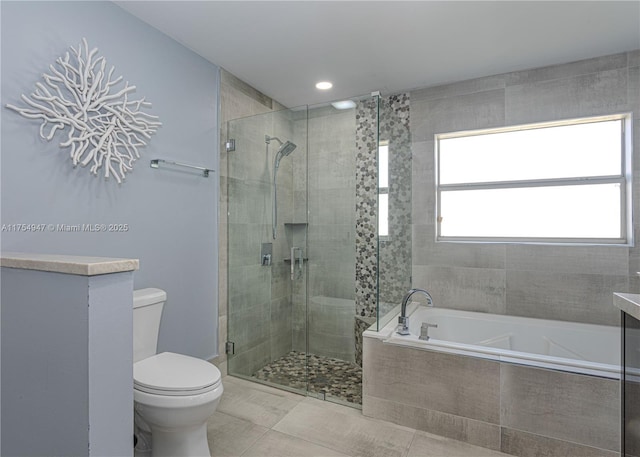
left=134, top=352, right=221, bottom=396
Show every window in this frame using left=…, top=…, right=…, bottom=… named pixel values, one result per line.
left=378, top=141, right=389, bottom=238
left=436, top=114, right=632, bottom=244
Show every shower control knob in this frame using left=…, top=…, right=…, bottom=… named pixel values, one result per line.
left=262, top=254, right=272, bottom=266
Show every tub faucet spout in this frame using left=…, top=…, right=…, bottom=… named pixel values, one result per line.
left=397, top=288, right=434, bottom=335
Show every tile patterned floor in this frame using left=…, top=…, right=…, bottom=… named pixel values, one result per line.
left=208, top=375, right=512, bottom=457
left=252, top=351, right=362, bottom=405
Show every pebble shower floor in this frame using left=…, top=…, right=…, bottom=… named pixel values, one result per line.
left=252, top=351, right=362, bottom=405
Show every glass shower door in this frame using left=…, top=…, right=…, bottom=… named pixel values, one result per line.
left=225, top=93, right=382, bottom=408
left=226, top=107, right=309, bottom=395
left=304, top=102, right=362, bottom=405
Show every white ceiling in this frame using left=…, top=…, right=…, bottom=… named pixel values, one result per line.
left=115, top=1, right=640, bottom=108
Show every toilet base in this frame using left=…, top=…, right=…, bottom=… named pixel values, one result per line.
left=150, top=423, right=210, bottom=457
left=133, top=383, right=222, bottom=457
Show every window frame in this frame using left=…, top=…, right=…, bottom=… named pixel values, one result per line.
left=435, top=113, right=633, bottom=246
left=378, top=140, right=389, bottom=240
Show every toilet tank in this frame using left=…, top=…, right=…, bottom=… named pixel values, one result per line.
left=133, top=288, right=167, bottom=363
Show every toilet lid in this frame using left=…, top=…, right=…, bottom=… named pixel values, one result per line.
left=134, top=352, right=221, bottom=396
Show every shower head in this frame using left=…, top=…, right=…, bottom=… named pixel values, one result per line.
left=267, top=135, right=297, bottom=168
left=276, top=140, right=297, bottom=158
left=274, top=141, right=296, bottom=169
left=268, top=136, right=298, bottom=240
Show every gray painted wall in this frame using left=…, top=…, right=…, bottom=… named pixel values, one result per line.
left=1, top=1, right=220, bottom=359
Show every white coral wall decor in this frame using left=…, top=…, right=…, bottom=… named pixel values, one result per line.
left=6, top=38, right=161, bottom=183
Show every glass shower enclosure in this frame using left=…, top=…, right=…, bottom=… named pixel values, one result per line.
left=226, top=95, right=381, bottom=406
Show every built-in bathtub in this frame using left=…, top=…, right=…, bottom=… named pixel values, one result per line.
left=363, top=304, right=621, bottom=456
left=384, top=305, right=620, bottom=378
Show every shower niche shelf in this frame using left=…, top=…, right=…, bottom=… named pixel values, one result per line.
left=284, top=222, right=308, bottom=227
left=283, top=257, right=308, bottom=264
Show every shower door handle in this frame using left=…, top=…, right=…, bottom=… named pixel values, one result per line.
left=297, top=247, right=303, bottom=279
left=290, top=246, right=303, bottom=281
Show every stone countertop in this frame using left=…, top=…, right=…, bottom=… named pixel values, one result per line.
left=0, top=252, right=139, bottom=276
left=614, top=292, right=640, bottom=321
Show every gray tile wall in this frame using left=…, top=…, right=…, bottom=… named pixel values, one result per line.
left=410, top=51, right=640, bottom=326
left=307, top=106, right=356, bottom=299
left=290, top=105, right=358, bottom=361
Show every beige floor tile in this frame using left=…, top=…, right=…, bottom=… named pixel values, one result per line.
left=407, top=431, right=510, bottom=457
left=273, top=399, right=414, bottom=457
left=241, top=430, right=351, bottom=457
left=208, top=411, right=269, bottom=457
left=214, top=376, right=515, bottom=457
left=300, top=396, right=364, bottom=418
left=223, top=375, right=305, bottom=400
left=217, top=376, right=304, bottom=428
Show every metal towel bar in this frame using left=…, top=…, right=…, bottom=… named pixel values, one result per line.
left=150, top=159, right=213, bottom=177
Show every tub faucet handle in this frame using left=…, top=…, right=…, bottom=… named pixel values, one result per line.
left=419, top=322, right=438, bottom=341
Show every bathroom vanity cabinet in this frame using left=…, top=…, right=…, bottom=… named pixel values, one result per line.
left=614, top=292, right=640, bottom=457
left=1, top=252, right=138, bottom=457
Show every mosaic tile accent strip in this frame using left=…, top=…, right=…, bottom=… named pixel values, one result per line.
left=354, top=94, right=412, bottom=320
left=253, top=351, right=362, bottom=404
left=355, top=97, right=380, bottom=318
left=378, top=93, right=412, bottom=317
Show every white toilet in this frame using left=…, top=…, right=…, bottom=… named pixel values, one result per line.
left=133, top=288, right=223, bottom=457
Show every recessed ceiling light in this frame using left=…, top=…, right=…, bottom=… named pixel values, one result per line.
left=315, top=81, right=333, bottom=90
left=331, top=100, right=356, bottom=110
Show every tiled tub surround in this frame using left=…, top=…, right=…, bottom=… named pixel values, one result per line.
left=355, top=315, right=376, bottom=367
left=363, top=306, right=620, bottom=456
